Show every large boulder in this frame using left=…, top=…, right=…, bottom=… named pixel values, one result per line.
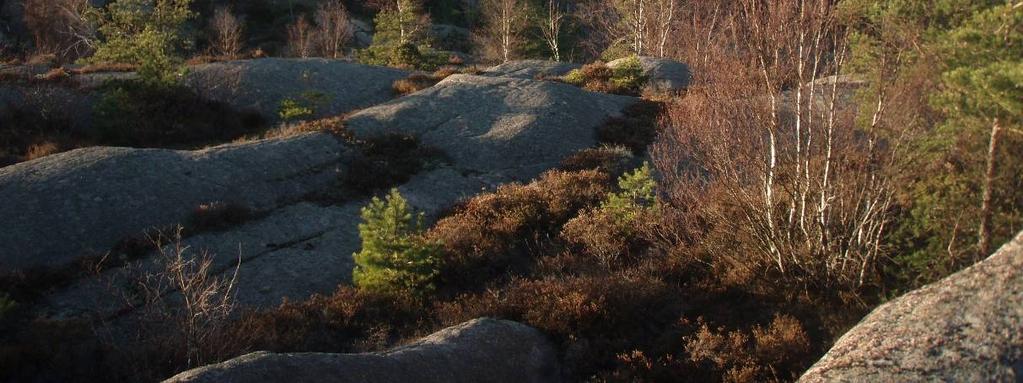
left=608, top=56, right=691, bottom=93
left=0, top=132, right=352, bottom=271
left=186, top=58, right=410, bottom=122
left=799, top=232, right=1023, bottom=382
left=482, top=60, right=581, bottom=80
left=345, top=74, right=637, bottom=181
left=164, top=318, right=562, bottom=383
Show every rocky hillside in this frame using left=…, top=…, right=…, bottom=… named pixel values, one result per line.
left=0, top=58, right=642, bottom=320
left=799, top=232, right=1023, bottom=382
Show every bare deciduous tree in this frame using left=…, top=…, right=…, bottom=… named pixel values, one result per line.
left=22, top=0, right=96, bottom=62
left=653, top=0, right=909, bottom=288
left=210, top=6, right=244, bottom=58
left=540, top=0, right=567, bottom=61
left=315, top=0, right=354, bottom=59
left=287, top=15, right=317, bottom=58
left=577, top=0, right=680, bottom=58
left=476, top=0, right=531, bottom=63
left=99, top=227, right=242, bottom=377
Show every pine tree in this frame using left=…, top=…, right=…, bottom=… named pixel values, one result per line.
left=89, top=0, right=194, bottom=85
left=603, top=162, right=657, bottom=225
left=353, top=188, right=441, bottom=297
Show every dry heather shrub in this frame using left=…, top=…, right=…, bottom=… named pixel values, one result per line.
left=683, top=314, right=812, bottom=383
left=427, top=170, right=611, bottom=288
left=186, top=202, right=253, bottom=233
left=559, top=145, right=634, bottom=174
left=72, top=63, right=137, bottom=74
left=434, top=273, right=677, bottom=375
left=24, top=141, right=60, bottom=161
left=256, top=115, right=352, bottom=141
left=392, top=74, right=435, bottom=95
left=597, top=100, right=664, bottom=154
left=232, top=286, right=424, bottom=353
left=752, top=314, right=811, bottom=369
left=561, top=208, right=638, bottom=268
left=392, top=69, right=458, bottom=96
left=36, top=67, right=71, bottom=82
left=344, top=134, right=445, bottom=194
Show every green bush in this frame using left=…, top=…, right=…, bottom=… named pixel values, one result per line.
left=278, top=90, right=330, bottom=123
left=353, top=189, right=442, bottom=297
left=610, top=56, right=648, bottom=93
left=603, top=162, right=657, bottom=225
left=88, top=0, right=194, bottom=85
left=277, top=99, right=313, bottom=122
left=560, top=57, right=648, bottom=96
left=391, top=42, right=424, bottom=67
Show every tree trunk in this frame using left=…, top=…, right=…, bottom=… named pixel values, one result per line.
left=977, top=118, right=1001, bottom=259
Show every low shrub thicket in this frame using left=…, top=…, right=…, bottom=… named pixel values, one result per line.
left=563, top=56, right=649, bottom=96
left=391, top=68, right=459, bottom=96
left=562, top=163, right=658, bottom=268
left=93, top=80, right=266, bottom=147
left=597, top=100, right=664, bottom=154
left=344, top=134, right=447, bottom=194
left=558, top=145, right=635, bottom=174
left=0, top=101, right=76, bottom=166
left=426, top=170, right=612, bottom=290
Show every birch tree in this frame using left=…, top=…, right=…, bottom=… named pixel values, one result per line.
left=476, top=0, right=531, bottom=63
left=540, top=0, right=567, bottom=61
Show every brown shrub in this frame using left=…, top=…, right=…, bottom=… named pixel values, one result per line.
left=597, top=100, right=664, bottom=154
left=426, top=170, right=612, bottom=289
left=256, top=116, right=351, bottom=141
left=35, top=67, right=71, bottom=82
left=343, top=134, right=447, bottom=194
left=185, top=202, right=254, bottom=234
left=23, top=141, right=61, bottom=161
left=392, top=75, right=435, bottom=95
left=392, top=69, right=457, bottom=96
left=561, top=207, right=647, bottom=268
left=232, top=286, right=425, bottom=353
left=558, top=145, right=634, bottom=174
left=752, top=314, right=811, bottom=370
left=0, top=101, right=78, bottom=167
left=580, top=61, right=614, bottom=82
left=434, top=273, right=678, bottom=376
left=71, top=63, right=137, bottom=74
left=681, top=314, right=812, bottom=382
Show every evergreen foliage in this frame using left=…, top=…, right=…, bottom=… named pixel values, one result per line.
left=353, top=188, right=442, bottom=297
left=603, top=162, right=657, bottom=226
left=89, top=0, right=194, bottom=85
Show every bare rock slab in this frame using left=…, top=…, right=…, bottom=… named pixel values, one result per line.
left=799, top=231, right=1023, bottom=382
left=0, top=132, right=351, bottom=270
left=345, top=74, right=637, bottom=181
left=482, top=60, right=581, bottom=80
left=186, top=58, right=410, bottom=122
left=164, top=318, right=562, bottom=383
